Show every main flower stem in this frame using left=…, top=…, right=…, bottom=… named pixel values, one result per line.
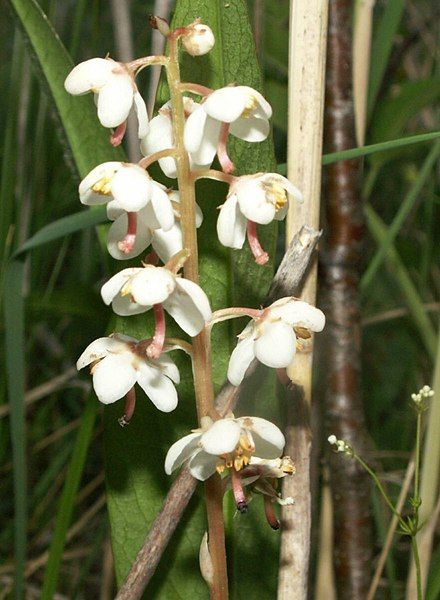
left=165, top=35, right=228, bottom=600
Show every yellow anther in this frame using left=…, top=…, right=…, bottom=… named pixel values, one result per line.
left=120, top=282, right=132, bottom=297
left=241, top=94, right=258, bottom=118
left=264, top=181, right=288, bottom=211
left=280, top=457, right=296, bottom=475
left=92, top=176, right=113, bottom=196
left=294, top=326, right=311, bottom=340
left=239, top=434, right=254, bottom=452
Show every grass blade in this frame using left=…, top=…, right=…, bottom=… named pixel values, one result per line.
left=361, top=139, right=440, bottom=290
left=3, top=260, right=26, bottom=599
left=365, top=205, right=437, bottom=359
left=41, top=399, right=98, bottom=600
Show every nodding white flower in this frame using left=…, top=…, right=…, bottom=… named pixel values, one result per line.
left=227, top=298, right=325, bottom=386
left=141, top=98, right=212, bottom=178
left=182, top=23, right=215, bottom=56
left=217, top=173, right=303, bottom=250
left=64, top=57, right=148, bottom=138
left=106, top=190, right=203, bottom=261
left=76, top=333, right=180, bottom=411
left=184, top=86, right=272, bottom=166
left=79, top=162, right=174, bottom=230
left=101, top=262, right=212, bottom=337
left=165, top=414, right=285, bottom=481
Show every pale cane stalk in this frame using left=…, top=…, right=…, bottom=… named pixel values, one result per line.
left=163, top=34, right=228, bottom=600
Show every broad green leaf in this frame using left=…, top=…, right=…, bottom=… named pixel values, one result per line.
left=105, top=1, right=279, bottom=598
left=7, top=0, right=125, bottom=179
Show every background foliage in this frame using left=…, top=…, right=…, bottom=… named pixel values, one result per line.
left=1, top=0, right=439, bottom=598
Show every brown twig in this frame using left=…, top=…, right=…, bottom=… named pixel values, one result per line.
left=322, top=1, right=374, bottom=597
left=115, top=225, right=321, bottom=600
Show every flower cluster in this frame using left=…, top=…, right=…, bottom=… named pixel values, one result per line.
left=68, top=17, right=325, bottom=541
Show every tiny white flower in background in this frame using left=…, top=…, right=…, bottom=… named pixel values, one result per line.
left=101, top=263, right=212, bottom=336
left=64, top=57, right=148, bottom=138
left=141, top=98, right=212, bottom=178
left=76, top=334, right=180, bottom=411
left=227, top=297, right=325, bottom=386
left=181, top=23, right=215, bottom=56
left=79, top=162, right=174, bottom=230
left=411, top=385, right=434, bottom=405
left=217, top=173, right=303, bottom=249
left=327, top=435, right=351, bottom=454
left=165, top=414, right=285, bottom=481
left=184, top=85, right=272, bottom=166
left=106, top=190, right=203, bottom=261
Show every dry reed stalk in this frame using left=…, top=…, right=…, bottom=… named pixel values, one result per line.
left=278, top=1, right=329, bottom=598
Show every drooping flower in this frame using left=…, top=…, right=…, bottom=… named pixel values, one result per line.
left=181, top=23, right=215, bottom=56
left=76, top=333, right=180, bottom=411
left=217, top=173, right=302, bottom=263
left=100, top=261, right=212, bottom=337
left=184, top=85, right=272, bottom=168
left=64, top=57, right=148, bottom=139
left=164, top=414, right=285, bottom=481
left=141, top=98, right=212, bottom=178
left=227, top=298, right=325, bottom=386
left=79, top=162, right=174, bottom=230
left=106, top=190, right=203, bottom=261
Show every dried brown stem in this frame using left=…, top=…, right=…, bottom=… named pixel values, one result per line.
left=115, top=225, right=320, bottom=600
left=322, top=1, right=373, bottom=597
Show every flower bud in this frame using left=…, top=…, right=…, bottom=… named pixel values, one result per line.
left=182, top=24, right=215, bottom=56
left=148, top=15, right=170, bottom=37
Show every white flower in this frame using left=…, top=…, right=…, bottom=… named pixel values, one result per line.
left=79, top=162, right=174, bottom=230
left=101, top=264, right=212, bottom=336
left=64, top=57, right=148, bottom=138
left=106, top=190, right=203, bottom=261
left=184, top=86, right=272, bottom=166
left=76, top=334, right=179, bottom=411
left=217, top=173, right=303, bottom=250
left=227, top=298, right=325, bottom=386
left=182, top=23, right=215, bottom=56
left=165, top=415, right=285, bottom=481
left=141, top=98, right=212, bottom=178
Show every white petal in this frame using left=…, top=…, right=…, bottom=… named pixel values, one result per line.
left=140, top=113, right=177, bottom=178
left=188, top=451, right=219, bottom=481
left=237, top=416, right=285, bottom=458
left=151, top=224, right=184, bottom=263
left=100, top=267, right=142, bottom=305
left=79, top=161, right=122, bottom=205
left=227, top=333, right=256, bottom=386
left=254, top=320, right=296, bottom=368
left=97, top=74, right=134, bottom=128
left=165, top=433, right=201, bottom=474
left=107, top=213, right=153, bottom=260
left=136, top=362, right=178, bottom=412
left=163, top=278, right=212, bottom=337
left=195, top=203, right=204, bottom=228
left=239, top=87, right=272, bottom=118
left=183, top=105, right=207, bottom=153
left=188, top=116, right=221, bottom=166
left=217, top=195, right=247, bottom=249
left=229, top=115, right=270, bottom=142
left=201, top=419, right=241, bottom=455
left=76, top=336, right=129, bottom=370
left=129, top=267, right=176, bottom=306
left=64, top=58, right=114, bottom=95
left=106, top=199, right=124, bottom=221
left=111, top=294, right=148, bottom=316
left=154, top=354, right=180, bottom=384
left=270, top=299, right=326, bottom=332
left=150, top=182, right=175, bottom=231
left=203, top=88, right=248, bottom=122
left=237, top=182, right=276, bottom=225
left=92, top=353, right=137, bottom=404
left=133, top=91, right=149, bottom=138
left=111, top=165, right=151, bottom=212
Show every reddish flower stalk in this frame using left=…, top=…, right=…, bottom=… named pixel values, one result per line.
left=246, top=220, right=269, bottom=265
left=110, top=121, right=127, bottom=147
left=264, top=496, right=280, bottom=530
left=217, top=122, right=235, bottom=174
left=146, top=304, right=166, bottom=359
left=118, top=387, right=137, bottom=427
left=231, top=469, right=248, bottom=513
left=118, top=212, right=138, bottom=254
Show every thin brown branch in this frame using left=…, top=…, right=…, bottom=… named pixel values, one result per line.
left=322, top=0, right=374, bottom=597
left=115, top=225, right=321, bottom=600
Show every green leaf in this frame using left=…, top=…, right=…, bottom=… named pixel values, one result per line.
left=41, top=400, right=98, bottom=600
left=7, top=0, right=125, bottom=179
left=105, top=1, right=279, bottom=598
left=3, top=260, right=26, bottom=599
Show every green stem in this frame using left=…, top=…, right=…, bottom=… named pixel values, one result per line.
left=411, top=536, right=423, bottom=600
